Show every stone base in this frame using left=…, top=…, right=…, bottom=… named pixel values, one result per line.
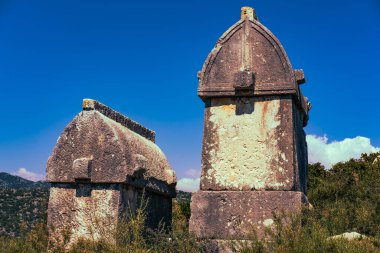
left=47, top=183, right=173, bottom=247
left=189, top=191, right=308, bottom=240
left=201, top=239, right=253, bottom=253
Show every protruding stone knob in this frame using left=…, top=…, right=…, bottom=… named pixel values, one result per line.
left=241, top=6, right=258, bottom=21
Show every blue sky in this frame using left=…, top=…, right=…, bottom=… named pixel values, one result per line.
left=0, top=0, right=379, bottom=183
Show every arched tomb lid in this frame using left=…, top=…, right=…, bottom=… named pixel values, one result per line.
left=46, top=99, right=177, bottom=197
left=198, top=7, right=307, bottom=107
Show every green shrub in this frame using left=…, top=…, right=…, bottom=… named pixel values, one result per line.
left=0, top=152, right=379, bottom=252
left=0, top=222, right=49, bottom=253
left=234, top=210, right=380, bottom=253
left=308, top=153, right=380, bottom=237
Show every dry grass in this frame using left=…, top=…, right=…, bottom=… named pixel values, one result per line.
left=2, top=164, right=380, bottom=253
left=1, top=202, right=379, bottom=253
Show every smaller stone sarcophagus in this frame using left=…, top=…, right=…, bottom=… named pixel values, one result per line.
left=46, top=99, right=176, bottom=245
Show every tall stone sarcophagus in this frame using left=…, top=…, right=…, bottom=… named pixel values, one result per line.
left=189, top=7, right=311, bottom=243
left=46, top=99, right=176, bottom=246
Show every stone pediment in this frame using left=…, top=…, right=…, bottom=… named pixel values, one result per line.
left=198, top=14, right=309, bottom=118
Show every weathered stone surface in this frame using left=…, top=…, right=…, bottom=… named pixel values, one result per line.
left=46, top=99, right=176, bottom=195
left=201, top=96, right=308, bottom=192
left=190, top=6, right=311, bottom=244
left=48, top=184, right=121, bottom=246
left=47, top=99, right=176, bottom=246
left=197, top=11, right=309, bottom=119
left=48, top=183, right=173, bottom=246
left=72, top=158, right=92, bottom=180
left=189, top=191, right=308, bottom=239
left=195, top=7, right=310, bottom=194
left=295, top=69, right=306, bottom=85
left=293, top=101, right=309, bottom=194
left=82, top=99, right=156, bottom=142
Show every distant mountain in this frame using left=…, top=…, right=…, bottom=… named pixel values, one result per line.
left=0, top=172, right=49, bottom=189
left=0, top=172, right=35, bottom=188
left=0, top=172, right=49, bottom=236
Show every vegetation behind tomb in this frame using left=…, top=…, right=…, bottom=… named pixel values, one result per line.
left=0, top=152, right=379, bottom=252
left=307, top=152, right=380, bottom=237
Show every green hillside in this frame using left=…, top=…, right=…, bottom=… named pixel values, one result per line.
left=0, top=174, right=49, bottom=236
left=0, top=172, right=39, bottom=189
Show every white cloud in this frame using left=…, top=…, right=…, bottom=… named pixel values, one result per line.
left=184, top=168, right=201, bottom=178
left=177, top=178, right=200, bottom=192
left=307, top=135, right=380, bottom=169
left=177, top=168, right=201, bottom=192
left=13, top=168, right=45, bottom=182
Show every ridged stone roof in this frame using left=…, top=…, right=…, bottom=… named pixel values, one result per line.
left=46, top=99, right=176, bottom=197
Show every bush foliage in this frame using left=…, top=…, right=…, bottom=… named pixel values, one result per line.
left=307, top=152, right=380, bottom=237
left=0, top=152, right=379, bottom=252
